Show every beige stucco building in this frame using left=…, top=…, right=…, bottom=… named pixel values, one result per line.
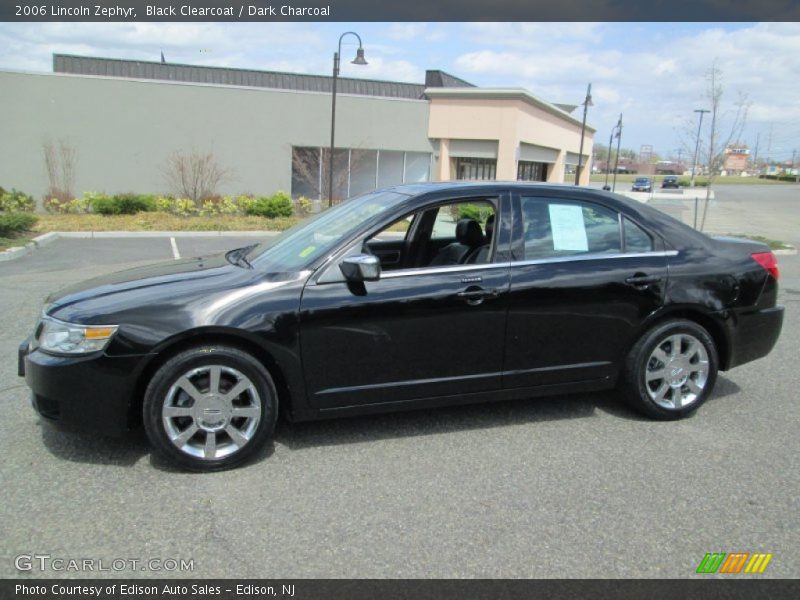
left=0, top=55, right=594, bottom=202
left=428, top=88, right=594, bottom=186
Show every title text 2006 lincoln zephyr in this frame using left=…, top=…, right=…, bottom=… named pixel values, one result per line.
left=19, top=182, right=784, bottom=470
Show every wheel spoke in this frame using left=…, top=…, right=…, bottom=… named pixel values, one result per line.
left=686, top=379, right=703, bottom=395
left=226, top=424, right=248, bottom=448
left=208, top=366, right=221, bottom=394
left=689, top=360, right=709, bottom=375
left=646, top=368, right=666, bottom=382
left=652, top=348, right=669, bottom=365
left=672, top=387, right=682, bottom=409
left=163, top=405, right=192, bottom=417
left=231, top=406, right=260, bottom=419
left=653, top=383, right=669, bottom=402
left=204, top=432, right=217, bottom=459
left=176, top=376, right=205, bottom=403
left=683, top=339, right=699, bottom=360
left=171, top=423, right=198, bottom=447
left=223, top=380, right=250, bottom=403
left=669, top=335, right=682, bottom=358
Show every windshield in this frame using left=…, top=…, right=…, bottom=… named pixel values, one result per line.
left=635, top=178, right=650, bottom=184
left=249, top=190, right=408, bottom=272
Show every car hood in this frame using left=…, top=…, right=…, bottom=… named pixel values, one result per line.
left=46, top=253, right=235, bottom=312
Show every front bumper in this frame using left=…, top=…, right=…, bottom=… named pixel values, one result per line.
left=19, top=339, right=147, bottom=435
left=726, top=305, right=785, bottom=370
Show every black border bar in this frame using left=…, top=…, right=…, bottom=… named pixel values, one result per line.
left=3, top=580, right=800, bottom=600
left=2, top=0, right=800, bottom=22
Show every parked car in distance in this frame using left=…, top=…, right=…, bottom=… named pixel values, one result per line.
left=632, top=177, right=653, bottom=192
left=661, top=175, right=680, bottom=189
left=19, top=182, right=784, bottom=471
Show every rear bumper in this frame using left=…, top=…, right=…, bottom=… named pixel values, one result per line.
left=726, top=305, right=784, bottom=370
left=19, top=340, right=147, bottom=435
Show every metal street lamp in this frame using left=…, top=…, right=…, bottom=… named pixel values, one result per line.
left=603, top=119, right=620, bottom=191
left=691, top=108, right=710, bottom=228
left=611, top=113, right=623, bottom=192
left=328, top=32, right=367, bottom=207
left=574, top=83, right=593, bottom=186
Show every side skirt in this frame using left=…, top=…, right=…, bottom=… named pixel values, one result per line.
left=287, top=376, right=617, bottom=422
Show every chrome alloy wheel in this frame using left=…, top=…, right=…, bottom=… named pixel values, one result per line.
left=162, top=365, right=262, bottom=460
left=645, top=333, right=710, bottom=410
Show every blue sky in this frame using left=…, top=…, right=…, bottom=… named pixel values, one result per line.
left=1, top=22, right=798, bottom=162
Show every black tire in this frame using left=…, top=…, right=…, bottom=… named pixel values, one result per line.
left=619, top=319, right=718, bottom=420
left=143, top=345, right=277, bottom=472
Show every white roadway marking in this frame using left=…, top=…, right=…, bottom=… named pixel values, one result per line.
left=170, top=237, right=181, bottom=260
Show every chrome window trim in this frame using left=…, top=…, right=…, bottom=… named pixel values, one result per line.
left=378, top=250, right=678, bottom=279
left=510, top=249, right=677, bottom=268
left=381, top=262, right=509, bottom=279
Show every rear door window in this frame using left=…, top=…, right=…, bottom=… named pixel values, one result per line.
left=520, top=197, right=621, bottom=259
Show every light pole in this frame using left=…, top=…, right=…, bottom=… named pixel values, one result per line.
left=603, top=118, right=621, bottom=190
left=574, top=83, right=593, bottom=186
left=329, top=32, right=367, bottom=207
left=611, top=113, right=623, bottom=192
left=690, top=108, right=709, bottom=229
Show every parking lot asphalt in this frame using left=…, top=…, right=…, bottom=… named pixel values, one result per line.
left=1, top=235, right=798, bottom=579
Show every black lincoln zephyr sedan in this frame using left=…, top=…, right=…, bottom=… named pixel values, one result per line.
left=19, top=182, right=784, bottom=471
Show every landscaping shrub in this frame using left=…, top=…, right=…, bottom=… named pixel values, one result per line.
left=0, top=188, right=36, bottom=212
left=0, top=212, right=37, bottom=237
left=44, top=197, right=91, bottom=214
left=243, top=192, right=294, bottom=218
left=457, top=203, right=493, bottom=224
left=173, top=198, right=198, bottom=216
left=86, top=192, right=156, bottom=215
left=295, top=196, right=313, bottom=217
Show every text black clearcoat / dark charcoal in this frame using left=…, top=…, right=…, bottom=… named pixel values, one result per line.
left=19, top=182, right=784, bottom=468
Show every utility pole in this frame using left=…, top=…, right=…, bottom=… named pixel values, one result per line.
left=612, top=113, right=623, bottom=192
left=752, top=133, right=760, bottom=174
left=766, top=123, right=773, bottom=165
left=574, top=83, right=592, bottom=186
left=691, top=109, right=710, bottom=230
left=675, top=148, right=683, bottom=173
left=603, top=127, right=615, bottom=190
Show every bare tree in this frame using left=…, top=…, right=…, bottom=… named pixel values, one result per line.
left=43, top=138, right=77, bottom=203
left=291, top=146, right=369, bottom=205
left=162, top=150, right=232, bottom=204
left=697, top=61, right=749, bottom=231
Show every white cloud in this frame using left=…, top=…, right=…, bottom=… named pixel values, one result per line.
left=453, top=22, right=800, bottom=156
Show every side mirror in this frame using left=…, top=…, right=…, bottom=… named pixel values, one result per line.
left=340, top=254, right=381, bottom=283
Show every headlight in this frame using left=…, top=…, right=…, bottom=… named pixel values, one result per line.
left=35, top=316, right=118, bottom=355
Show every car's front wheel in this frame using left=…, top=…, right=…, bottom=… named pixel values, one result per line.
left=143, top=345, right=277, bottom=471
left=620, top=319, right=718, bottom=420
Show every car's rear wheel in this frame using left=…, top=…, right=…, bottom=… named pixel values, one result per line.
left=143, top=345, right=277, bottom=471
left=620, top=319, right=718, bottom=420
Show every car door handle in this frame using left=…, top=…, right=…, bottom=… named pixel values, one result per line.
left=457, top=288, right=499, bottom=305
left=625, top=274, right=662, bottom=286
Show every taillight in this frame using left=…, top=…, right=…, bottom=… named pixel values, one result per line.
left=752, top=251, right=779, bottom=280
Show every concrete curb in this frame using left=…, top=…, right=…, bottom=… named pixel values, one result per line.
left=53, top=230, right=274, bottom=238
left=0, top=231, right=61, bottom=262
left=0, top=230, right=278, bottom=262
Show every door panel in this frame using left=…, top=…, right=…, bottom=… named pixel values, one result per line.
left=503, top=254, right=667, bottom=388
left=300, top=266, right=510, bottom=409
